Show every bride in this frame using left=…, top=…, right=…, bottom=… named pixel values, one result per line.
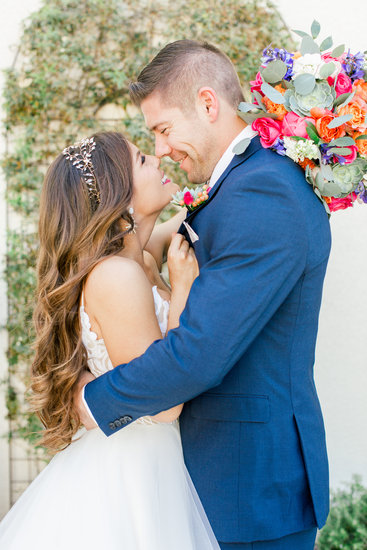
left=0, top=131, right=219, bottom=549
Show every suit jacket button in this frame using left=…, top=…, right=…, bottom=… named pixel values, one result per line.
left=114, top=419, right=121, bottom=427
left=109, top=422, right=116, bottom=430
left=120, top=415, right=132, bottom=424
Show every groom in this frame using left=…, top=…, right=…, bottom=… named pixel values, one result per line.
left=78, top=41, right=331, bottom=549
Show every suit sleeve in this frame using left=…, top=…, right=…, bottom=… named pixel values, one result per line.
left=85, top=166, right=309, bottom=435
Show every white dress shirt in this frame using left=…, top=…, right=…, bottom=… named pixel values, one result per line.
left=209, top=125, right=258, bottom=190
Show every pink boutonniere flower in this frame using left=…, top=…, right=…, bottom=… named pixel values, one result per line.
left=171, top=184, right=210, bottom=211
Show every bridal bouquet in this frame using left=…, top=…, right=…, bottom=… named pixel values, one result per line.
left=238, top=21, right=367, bottom=213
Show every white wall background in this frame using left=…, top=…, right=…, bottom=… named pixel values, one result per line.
left=0, top=0, right=366, bottom=516
left=274, top=0, right=367, bottom=489
left=0, top=0, right=43, bottom=518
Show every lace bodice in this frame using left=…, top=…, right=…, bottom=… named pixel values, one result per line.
left=80, top=285, right=170, bottom=427
left=80, top=285, right=169, bottom=378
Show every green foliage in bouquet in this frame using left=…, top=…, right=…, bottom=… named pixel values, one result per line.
left=2, top=0, right=293, bottom=451
left=317, top=476, right=367, bottom=550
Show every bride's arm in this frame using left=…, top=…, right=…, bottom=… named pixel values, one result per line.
left=82, top=239, right=198, bottom=425
left=145, top=209, right=187, bottom=271
left=83, top=257, right=180, bottom=424
left=150, top=234, right=199, bottom=423
left=166, top=233, right=199, bottom=332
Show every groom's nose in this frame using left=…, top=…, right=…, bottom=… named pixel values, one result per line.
left=154, top=135, right=172, bottom=159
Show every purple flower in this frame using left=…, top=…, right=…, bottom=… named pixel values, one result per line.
left=342, top=50, right=365, bottom=81
left=355, top=181, right=367, bottom=203
left=262, top=46, right=294, bottom=80
left=320, top=143, right=333, bottom=164
left=272, top=138, right=287, bottom=156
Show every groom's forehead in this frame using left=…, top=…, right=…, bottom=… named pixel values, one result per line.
left=141, top=94, right=181, bottom=131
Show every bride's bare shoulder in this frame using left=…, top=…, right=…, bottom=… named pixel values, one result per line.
left=85, top=256, right=150, bottom=302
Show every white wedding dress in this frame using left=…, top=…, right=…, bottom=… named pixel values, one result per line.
left=0, top=286, right=219, bottom=550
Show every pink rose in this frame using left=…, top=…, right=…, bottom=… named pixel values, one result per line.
left=250, top=72, right=263, bottom=103
left=251, top=117, right=282, bottom=148
left=328, top=193, right=356, bottom=212
left=322, top=52, right=344, bottom=63
left=331, top=72, right=353, bottom=97
left=183, top=191, right=194, bottom=206
left=282, top=112, right=315, bottom=138
left=334, top=145, right=358, bottom=164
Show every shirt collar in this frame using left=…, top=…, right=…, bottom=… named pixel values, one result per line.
left=209, top=126, right=258, bottom=190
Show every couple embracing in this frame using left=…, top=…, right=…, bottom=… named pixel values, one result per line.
left=0, top=40, right=330, bottom=550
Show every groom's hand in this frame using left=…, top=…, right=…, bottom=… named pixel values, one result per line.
left=74, top=370, right=98, bottom=430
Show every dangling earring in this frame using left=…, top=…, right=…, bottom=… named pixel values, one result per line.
left=125, top=206, right=137, bottom=234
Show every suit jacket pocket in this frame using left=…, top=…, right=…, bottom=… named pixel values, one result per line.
left=189, top=393, right=270, bottom=423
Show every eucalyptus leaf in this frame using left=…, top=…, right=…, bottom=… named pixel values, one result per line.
left=238, top=102, right=258, bottom=113
left=331, top=44, right=345, bottom=58
left=319, top=62, right=335, bottom=79
left=253, top=91, right=266, bottom=111
left=306, top=126, right=320, bottom=144
left=338, top=91, right=355, bottom=109
left=282, top=79, right=293, bottom=89
left=320, top=36, right=333, bottom=52
left=334, top=92, right=354, bottom=108
left=327, top=114, right=353, bottom=128
left=313, top=186, right=331, bottom=215
left=355, top=134, right=367, bottom=140
left=311, top=20, right=321, bottom=39
left=261, top=82, right=285, bottom=104
left=292, top=29, right=310, bottom=38
left=261, top=59, right=287, bottom=84
left=238, top=111, right=278, bottom=124
left=328, top=137, right=356, bottom=147
left=233, top=138, right=251, bottom=155
left=301, top=35, right=320, bottom=55
left=305, top=165, right=313, bottom=184
left=328, top=147, right=353, bottom=155
left=293, top=73, right=316, bottom=96
left=306, top=122, right=320, bottom=144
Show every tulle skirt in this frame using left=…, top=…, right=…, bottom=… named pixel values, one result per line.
left=0, top=420, right=219, bottom=549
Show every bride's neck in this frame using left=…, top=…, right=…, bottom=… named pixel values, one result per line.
left=118, top=214, right=157, bottom=268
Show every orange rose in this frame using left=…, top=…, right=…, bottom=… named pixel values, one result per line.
left=315, top=113, right=346, bottom=142
left=310, top=107, right=330, bottom=119
left=353, top=131, right=367, bottom=157
left=352, top=79, right=367, bottom=102
left=262, top=85, right=287, bottom=120
left=338, top=96, right=367, bottom=132
left=298, top=158, right=317, bottom=171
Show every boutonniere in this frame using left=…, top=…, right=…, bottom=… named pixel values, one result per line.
left=171, top=184, right=211, bottom=211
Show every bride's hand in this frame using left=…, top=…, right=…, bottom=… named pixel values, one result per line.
left=167, top=233, right=199, bottom=292
left=73, top=369, right=98, bottom=430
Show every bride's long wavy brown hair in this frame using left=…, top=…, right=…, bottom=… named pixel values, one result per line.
left=31, top=131, right=135, bottom=452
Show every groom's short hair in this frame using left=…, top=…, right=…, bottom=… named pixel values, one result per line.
left=129, top=40, right=244, bottom=111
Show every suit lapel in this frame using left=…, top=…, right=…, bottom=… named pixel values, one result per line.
left=178, top=136, right=262, bottom=243
left=184, top=136, right=262, bottom=225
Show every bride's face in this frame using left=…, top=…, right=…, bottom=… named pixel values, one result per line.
left=129, top=142, right=179, bottom=218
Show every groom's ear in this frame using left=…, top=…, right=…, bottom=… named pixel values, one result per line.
left=196, top=87, right=219, bottom=122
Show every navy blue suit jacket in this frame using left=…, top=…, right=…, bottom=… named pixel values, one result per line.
left=85, top=137, right=331, bottom=543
